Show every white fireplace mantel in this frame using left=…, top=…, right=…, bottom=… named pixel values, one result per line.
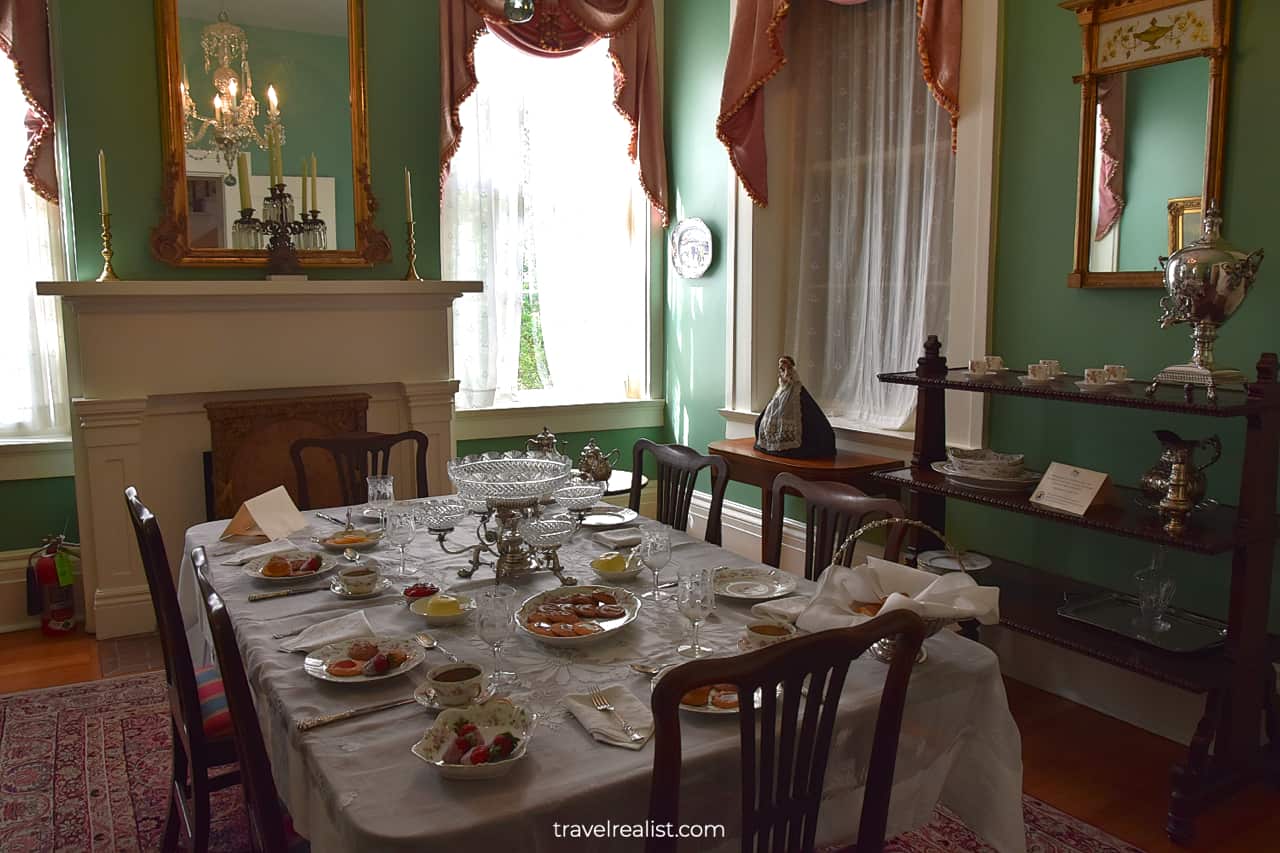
left=37, top=278, right=481, bottom=639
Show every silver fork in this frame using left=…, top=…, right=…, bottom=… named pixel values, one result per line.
left=590, top=685, right=646, bottom=743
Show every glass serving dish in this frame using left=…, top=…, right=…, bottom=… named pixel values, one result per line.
left=552, top=480, right=609, bottom=511
left=518, top=516, right=578, bottom=548
left=413, top=495, right=467, bottom=531
left=447, top=451, right=574, bottom=507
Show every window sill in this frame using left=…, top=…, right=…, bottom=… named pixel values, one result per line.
left=0, top=436, right=74, bottom=481
left=718, top=409, right=913, bottom=460
left=455, top=399, right=665, bottom=442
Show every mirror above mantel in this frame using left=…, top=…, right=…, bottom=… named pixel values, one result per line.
left=1062, top=0, right=1232, bottom=289
left=151, top=0, right=390, bottom=268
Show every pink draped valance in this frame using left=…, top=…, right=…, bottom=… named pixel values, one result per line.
left=0, top=0, right=56, bottom=202
left=718, top=0, right=961, bottom=207
left=1094, top=74, right=1125, bottom=241
left=440, top=0, right=669, bottom=225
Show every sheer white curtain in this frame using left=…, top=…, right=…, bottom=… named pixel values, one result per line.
left=443, top=35, right=647, bottom=408
left=776, top=0, right=955, bottom=430
left=0, top=59, right=66, bottom=437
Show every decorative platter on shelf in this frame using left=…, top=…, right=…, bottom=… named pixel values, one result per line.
left=670, top=217, right=713, bottom=279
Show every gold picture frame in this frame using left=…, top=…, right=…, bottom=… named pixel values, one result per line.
left=150, top=0, right=390, bottom=268
left=1167, top=195, right=1203, bottom=253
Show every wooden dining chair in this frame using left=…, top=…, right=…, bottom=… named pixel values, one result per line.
left=289, top=429, right=429, bottom=509
left=648, top=611, right=926, bottom=853
left=629, top=439, right=729, bottom=545
left=192, top=547, right=305, bottom=853
left=124, top=486, right=239, bottom=853
left=765, top=474, right=908, bottom=579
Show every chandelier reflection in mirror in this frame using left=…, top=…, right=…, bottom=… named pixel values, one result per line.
left=180, top=10, right=285, bottom=181
left=505, top=0, right=535, bottom=24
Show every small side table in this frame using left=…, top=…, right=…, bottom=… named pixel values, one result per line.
left=708, top=437, right=900, bottom=563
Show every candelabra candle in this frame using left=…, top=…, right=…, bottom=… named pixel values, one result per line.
left=232, top=208, right=263, bottom=250
left=96, top=212, right=120, bottom=282
left=308, top=210, right=326, bottom=250
left=263, top=183, right=303, bottom=275
left=403, top=219, right=422, bottom=281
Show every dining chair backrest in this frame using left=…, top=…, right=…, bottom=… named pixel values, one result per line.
left=648, top=610, right=926, bottom=853
left=765, top=474, right=908, bottom=580
left=192, top=546, right=290, bottom=853
left=124, top=486, right=206, bottom=754
left=629, top=439, right=729, bottom=545
left=290, top=429, right=429, bottom=509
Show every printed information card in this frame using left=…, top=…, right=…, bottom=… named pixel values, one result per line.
left=1029, top=462, right=1112, bottom=516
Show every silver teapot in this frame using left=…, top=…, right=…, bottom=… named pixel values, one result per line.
left=526, top=426, right=565, bottom=455
left=1139, top=429, right=1221, bottom=508
left=578, top=437, right=620, bottom=482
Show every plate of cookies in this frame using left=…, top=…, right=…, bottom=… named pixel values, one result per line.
left=303, top=636, right=426, bottom=684
left=516, top=585, right=640, bottom=647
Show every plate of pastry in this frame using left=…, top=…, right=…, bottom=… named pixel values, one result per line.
left=516, top=585, right=640, bottom=647
left=242, top=550, right=338, bottom=583
left=315, top=528, right=383, bottom=552
left=303, top=636, right=426, bottom=684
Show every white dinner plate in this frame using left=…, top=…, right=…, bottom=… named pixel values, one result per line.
left=242, top=550, right=338, bottom=584
left=516, top=586, right=640, bottom=647
left=579, top=507, right=639, bottom=528
left=918, top=550, right=992, bottom=572
left=712, top=567, right=798, bottom=601
left=303, top=635, right=425, bottom=684
left=930, top=462, right=1040, bottom=492
left=314, top=528, right=383, bottom=552
left=668, top=682, right=771, bottom=716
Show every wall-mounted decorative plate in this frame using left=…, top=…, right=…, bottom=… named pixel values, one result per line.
left=670, top=217, right=713, bottom=279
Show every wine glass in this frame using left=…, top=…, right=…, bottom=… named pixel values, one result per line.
left=640, top=528, right=672, bottom=601
left=366, top=474, right=395, bottom=521
left=675, top=566, right=716, bottom=658
left=382, top=505, right=417, bottom=577
left=476, top=585, right=518, bottom=688
left=1135, top=547, right=1176, bottom=634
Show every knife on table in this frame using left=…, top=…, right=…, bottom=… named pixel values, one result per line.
left=297, top=696, right=418, bottom=731
left=248, top=585, right=330, bottom=602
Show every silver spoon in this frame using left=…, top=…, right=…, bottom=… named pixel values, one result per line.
left=343, top=548, right=360, bottom=563
left=630, top=661, right=678, bottom=677
left=415, top=630, right=458, bottom=662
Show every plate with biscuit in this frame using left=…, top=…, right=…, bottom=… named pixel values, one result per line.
left=303, top=636, right=426, bottom=684
left=675, top=683, right=776, bottom=715
left=315, top=528, right=383, bottom=552
left=516, top=585, right=640, bottom=647
left=243, top=550, right=338, bottom=583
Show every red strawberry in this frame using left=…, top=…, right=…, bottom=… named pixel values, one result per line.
left=490, top=732, right=517, bottom=757
left=468, top=745, right=490, bottom=764
left=457, top=722, right=478, bottom=736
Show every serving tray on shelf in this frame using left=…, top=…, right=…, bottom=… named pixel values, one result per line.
left=1057, top=593, right=1227, bottom=653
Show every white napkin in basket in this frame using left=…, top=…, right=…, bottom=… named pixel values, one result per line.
left=750, top=595, right=811, bottom=624
left=796, top=555, right=999, bottom=634
left=563, top=685, right=654, bottom=750
left=279, top=610, right=375, bottom=653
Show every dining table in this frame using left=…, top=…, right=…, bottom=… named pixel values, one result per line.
left=176, top=505, right=1026, bottom=852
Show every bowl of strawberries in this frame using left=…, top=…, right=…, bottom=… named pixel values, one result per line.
left=412, top=699, right=535, bottom=780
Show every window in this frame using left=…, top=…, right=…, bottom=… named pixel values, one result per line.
left=0, top=59, right=67, bottom=439
left=443, top=35, right=650, bottom=410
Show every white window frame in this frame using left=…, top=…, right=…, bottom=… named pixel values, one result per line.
left=720, top=0, right=1003, bottom=457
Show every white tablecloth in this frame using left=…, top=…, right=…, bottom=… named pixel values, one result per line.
left=176, top=509, right=1025, bottom=852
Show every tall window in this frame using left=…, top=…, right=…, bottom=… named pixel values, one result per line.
left=773, top=0, right=955, bottom=431
left=443, top=35, right=649, bottom=410
left=0, top=59, right=66, bottom=438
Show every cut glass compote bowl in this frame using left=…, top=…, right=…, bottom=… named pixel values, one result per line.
left=552, top=480, right=609, bottom=522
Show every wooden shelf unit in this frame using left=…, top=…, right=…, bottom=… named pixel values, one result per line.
left=882, top=336, right=1280, bottom=844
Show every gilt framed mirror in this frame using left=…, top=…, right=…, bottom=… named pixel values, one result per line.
left=151, top=0, right=390, bottom=268
left=1062, top=0, right=1231, bottom=289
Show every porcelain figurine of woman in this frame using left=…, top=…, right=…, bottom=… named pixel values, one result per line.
left=754, top=356, right=836, bottom=458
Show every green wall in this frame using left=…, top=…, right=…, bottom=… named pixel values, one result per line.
left=0, top=479, right=78, bottom=551
left=955, top=0, right=1280, bottom=625
left=178, top=17, right=356, bottom=249
left=1115, top=58, right=1208, bottom=270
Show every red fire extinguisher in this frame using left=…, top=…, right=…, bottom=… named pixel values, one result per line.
left=26, top=536, right=80, bottom=636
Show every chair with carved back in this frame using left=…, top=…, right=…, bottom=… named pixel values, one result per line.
left=192, top=547, right=306, bottom=853
left=289, top=430, right=429, bottom=510
left=765, top=473, right=909, bottom=580
left=629, top=439, right=729, bottom=545
left=648, top=610, right=926, bottom=853
left=124, top=486, right=239, bottom=853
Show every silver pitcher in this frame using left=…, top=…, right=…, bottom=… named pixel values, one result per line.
left=1147, top=203, right=1264, bottom=400
left=1140, top=430, right=1221, bottom=531
left=578, top=437, right=620, bottom=482
left=526, top=426, right=565, bottom=455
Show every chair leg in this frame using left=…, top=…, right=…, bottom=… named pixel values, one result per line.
left=191, top=768, right=212, bottom=853
left=162, top=728, right=187, bottom=852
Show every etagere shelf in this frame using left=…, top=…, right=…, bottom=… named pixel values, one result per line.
left=876, top=336, right=1280, bottom=844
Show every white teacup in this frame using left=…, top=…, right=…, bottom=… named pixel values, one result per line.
left=1027, top=363, right=1051, bottom=381
left=968, top=358, right=988, bottom=376
left=743, top=620, right=798, bottom=649
left=984, top=355, right=1005, bottom=371
left=425, top=662, right=488, bottom=706
left=1083, top=368, right=1108, bottom=385
left=337, top=563, right=380, bottom=595
left=1104, top=364, right=1128, bottom=382
left=1039, top=359, right=1062, bottom=376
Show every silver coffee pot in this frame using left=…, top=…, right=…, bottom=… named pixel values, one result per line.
left=1139, top=430, right=1221, bottom=527
left=526, top=426, right=565, bottom=455
left=577, top=437, right=620, bottom=482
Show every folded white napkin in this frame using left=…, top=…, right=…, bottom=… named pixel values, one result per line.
left=592, top=529, right=644, bottom=549
left=563, top=685, right=654, bottom=750
left=279, top=611, right=375, bottom=653
left=220, top=539, right=297, bottom=566
left=796, top=555, right=999, bottom=634
left=750, top=595, right=811, bottom=624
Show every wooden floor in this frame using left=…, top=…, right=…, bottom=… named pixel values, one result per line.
left=0, top=628, right=1276, bottom=852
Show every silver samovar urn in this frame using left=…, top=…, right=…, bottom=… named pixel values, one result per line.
left=1146, top=203, right=1264, bottom=401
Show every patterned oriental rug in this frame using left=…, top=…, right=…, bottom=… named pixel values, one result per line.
left=0, top=674, right=1145, bottom=852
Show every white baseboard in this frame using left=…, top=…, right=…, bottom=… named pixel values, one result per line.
left=91, top=584, right=156, bottom=640
left=683, top=489, right=1214, bottom=744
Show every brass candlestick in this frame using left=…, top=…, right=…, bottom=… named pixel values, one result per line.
left=403, top=219, right=422, bottom=281
left=96, top=212, right=120, bottom=281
